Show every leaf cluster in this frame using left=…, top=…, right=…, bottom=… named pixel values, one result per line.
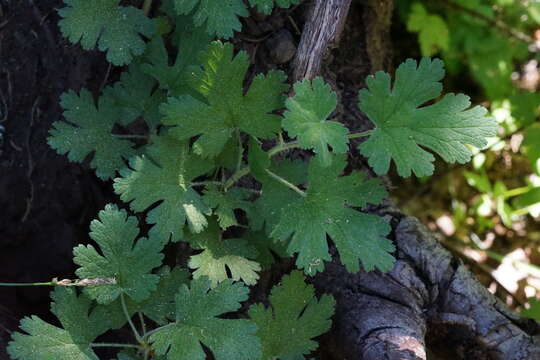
left=9, top=1, right=499, bottom=359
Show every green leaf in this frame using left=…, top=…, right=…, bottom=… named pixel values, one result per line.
left=249, top=271, right=335, bottom=359
left=271, top=155, right=394, bottom=275
left=161, top=42, right=288, bottom=158
left=523, top=124, right=540, bottom=171
left=141, top=25, right=211, bottom=97
left=174, top=0, right=248, bottom=39
left=94, top=266, right=190, bottom=329
left=249, top=159, right=308, bottom=234
left=8, top=288, right=111, bottom=360
left=48, top=89, right=136, bottom=180
left=203, top=186, right=252, bottom=229
left=186, top=220, right=261, bottom=287
left=114, top=136, right=214, bottom=242
left=249, top=0, right=302, bottom=14
left=283, top=77, right=349, bottom=167
left=358, top=58, right=497, bottom=177
left=522, top=298, right=540, bottom=321
left=58, top=0, right=155, bottom=65
left=148, top=277, right=261, bottom=360
left=104, top=63, right=165, bottom=128
left=244, top=231, right=288, bottom=270
left=73, top=204, right=164, bottom=304
left=406, top=2, right=449, bottom=56
left=248, top=137, right=271, bottom=180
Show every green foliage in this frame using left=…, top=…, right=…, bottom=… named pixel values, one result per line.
left=161, top=41, right=288, bottom=158
left=283, top=77, right=349, bottom=167
left=249, top=0, right=301, bottom=15
left=358, top=58, right=497, bottom=177
left=272, top=154, right=394, bottom=274
left=521, top=298, right=540, bottom=321
left=8, top=288, right=110, bottom=360
left=48, top=89, right=136, bottom=180
left=114, top=136, right=213, bottom=242
left=73, top=204, right=164, bottom=304
left=14, top=2, right=501, bottom=357
left=249, top=271, right=335, bottom=359
left=203, top=186, right=252, bottom=229
left=58, top=0, right=155, bottom=65
left=173, top=0, right=248, bottom=39
left=148, top=277, right=261, bottom=360
left=406, top=2, right=449, bottom=56
left=186, top=220, right=261, bottom=286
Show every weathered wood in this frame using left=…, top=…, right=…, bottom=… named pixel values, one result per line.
left=292, top=0, right=352, bottom=81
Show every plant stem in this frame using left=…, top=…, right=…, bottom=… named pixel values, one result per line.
left=223, top=167, right=250, bottom=190
left=0, top=282, right=55, bottom=287
left=191, top=181, right=223, bottom=187
left=224, top=129, right=374, bottom=189
left=265, top=169, right=306, bottom=197
left=138, top=312, right=147, bottom=336
left=121, top=293, right=143, bottom=344
left=236, top=130, right=243, bottom=172
left=347, top=129, right=373, bottom=140
left=142, top=0, right=153, bottom=15
left=90, top=343, right=142, bottom=349
left=112, top=134, right=149, bottom=140
left=142, top=323, right=174, bottom=341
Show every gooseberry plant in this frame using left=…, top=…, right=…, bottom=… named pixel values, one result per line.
left=5, top=0, right=498, bottom=359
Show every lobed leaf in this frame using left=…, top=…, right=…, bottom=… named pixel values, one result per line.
left=249, top=271, right=335, bottom=359
left=283, top=77, right=349, bottom=167
left=114, top=136, right=214, bottom=242
left=48, top=89, right=136, bottom=180
left=358, top=58, right=497, bottom=177
left=148, top=277, right=261, bottom=360
left=58, top=0, right=155, bottom=65
left=161, top=42, right=288, bottom=158
left=73, top=204, right=164, bottom=304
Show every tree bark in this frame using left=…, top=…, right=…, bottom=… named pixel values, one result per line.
left=293, top=0, right=540, bottom=359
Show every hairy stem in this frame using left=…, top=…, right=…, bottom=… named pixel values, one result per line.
left=0, top=281, right=55, bottom=287
left=111, top=134, right=149, bottom=140
left=265, top=169, right=307, bottom=197
left=90, top=343, right=142, bottom=349
left=224, top=129, right=374, bottom=189
left=121, top=293, right=143, bottom=344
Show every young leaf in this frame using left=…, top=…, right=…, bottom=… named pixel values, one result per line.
left=283, top=77, right=349, bottom=166
left=186, top=220, right=261, bottom=287
left=271, top=155, right=394, bottom=275
left=48, top=89, right=136, bottom=180
left=249, top=271, right=335, bottom=359
left=141, top=25, right=211, bottom=97
left=148, top=277, right=261, bottom=360
left=73, top=204, right=164, bottom=304
left=114, top=136, right=214, bottom=242
left=58, top=0, right=155, bottom=65
left=173, top=0, right=248, bottom=39
left=358, top=58, right=497, bottom=177
left=203, top=186, right=252, bottom=229
left=161, top=42, right=288, bottom=158
left=104, top=63, right=165, bottom=128
left=249, top=0, right=302, bottom=15
left=8, top=288, right=110, bottom=360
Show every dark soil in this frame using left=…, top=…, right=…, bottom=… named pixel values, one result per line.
left=0, top=1, right=116, bottom=357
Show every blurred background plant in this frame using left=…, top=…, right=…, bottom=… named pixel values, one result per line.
left=393, top=0, right=540, bottom=319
